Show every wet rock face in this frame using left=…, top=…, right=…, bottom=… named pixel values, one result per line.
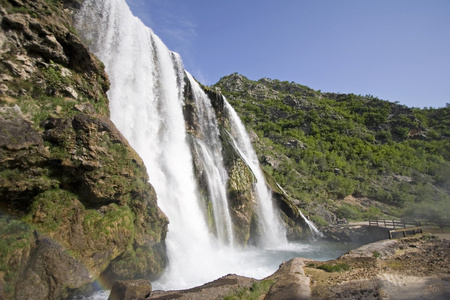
left=0, top=1, right=168, bottom=299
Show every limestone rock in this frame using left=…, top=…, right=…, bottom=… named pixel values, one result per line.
left=108, top=280, right=152, bottom=300
left=265, top=257, right=312, bottom=300
left=148, top=274, right=256, bottom=300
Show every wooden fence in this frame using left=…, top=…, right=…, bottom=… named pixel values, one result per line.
left=368, top=218, right=450, bottom=239
left=368, top=218, right=419, bottom=229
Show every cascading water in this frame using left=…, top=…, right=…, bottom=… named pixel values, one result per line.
left=186, top=73, right=234, bottom=246
left=224, top=101, right=288, bottom=247
left=74, top=1, right=356, bottom=296
left=75, top=0, right=290, bottom=290
left=297, top=209, right=324, bottom=239
left=75, top=0, right=218, bottom=289
left=275, top=182, right=324, bottom=239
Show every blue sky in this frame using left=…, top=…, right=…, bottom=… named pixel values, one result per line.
left=125, top=0, right=450, bottom=108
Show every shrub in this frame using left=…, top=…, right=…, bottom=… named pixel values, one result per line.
left=317, top=263, right=350, bottom=272
left=224, top=280, right=274, bottom=300
left=310, top=215, right=329, bottom=227
left=372, top=250, right=381, bottom=258
left=336, top=204, right=362, bottom=220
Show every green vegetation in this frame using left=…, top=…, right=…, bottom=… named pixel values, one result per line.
left=215, top=74, right=450, bottom=222
left=0, top=216, right=34, bottom=298
left=372, top=250, right=381, bottom=258
left=316, top=263, right=351, bottom=272
left=223, top=280, right=274, bottom=300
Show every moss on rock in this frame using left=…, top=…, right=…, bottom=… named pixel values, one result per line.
left=0, top=1, right=168, bottom=299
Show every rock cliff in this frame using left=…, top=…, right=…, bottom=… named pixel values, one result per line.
left=0, top=1, right=168, bottom=299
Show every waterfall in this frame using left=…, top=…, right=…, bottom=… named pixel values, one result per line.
left=224, top=101, right=288, bottom=247
left=75, top=0, right=217, bottom=289
left=297, top=209, right=324, bottom=239
left=274, top=182, right=323, bottom=238
left=75, top=0, right=290, bottom=291
left=185, top=72, right=234, bottom=245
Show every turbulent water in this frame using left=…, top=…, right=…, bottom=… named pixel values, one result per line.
left=75, top=0, right=299, bottom=291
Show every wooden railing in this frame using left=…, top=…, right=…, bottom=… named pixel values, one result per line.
left=368, top=218, right=419, bottom=229
left=368, top=218, right=450, bottom=239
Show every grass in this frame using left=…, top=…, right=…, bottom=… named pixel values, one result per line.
left=316, top=263, right=351, bottom=273
left=223, top=280, right=274, bottom=300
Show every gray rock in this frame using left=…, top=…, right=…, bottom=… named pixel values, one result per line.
left=15, top=237, right=92, bottom=300
left=108, top=280, right=152, bottom=300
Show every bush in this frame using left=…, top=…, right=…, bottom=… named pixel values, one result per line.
left=310, top=215, right=329, bottom=227
left=336, top=204, right=362, bottom=220
left=402, top=200, right=450, bottom=221
left=363, top=206, right=382, bottom=219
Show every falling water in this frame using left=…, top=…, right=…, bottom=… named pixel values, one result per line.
left=185, top=72, right=234, bottom=246
left=275, top=183, right=323, bottom=239
left=297, top=209, right=324, bottom=239
left=75, top=0, right=220, bottom=289
left=224, top=101, right=288, bottom=247
left=74, top=0, right=312, bottom=293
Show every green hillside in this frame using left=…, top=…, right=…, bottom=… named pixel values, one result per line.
left=214, top=73, right=450, bottom=225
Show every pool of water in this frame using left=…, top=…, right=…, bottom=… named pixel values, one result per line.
left=76, top=239, right=360, bottom=299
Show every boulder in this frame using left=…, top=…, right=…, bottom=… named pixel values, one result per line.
left=108, top=280, right=152, bottom=300
left=15, top=237, right=92, bottom=300
left=148, top=274, right=256, bottom=300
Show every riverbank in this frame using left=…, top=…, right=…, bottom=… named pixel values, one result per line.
left=306, top=233, right=450, bottom=299
left=130, top=233, right=449, bottom=300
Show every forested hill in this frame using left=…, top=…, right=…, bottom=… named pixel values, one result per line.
left=214, top=73, right=450, bottom=225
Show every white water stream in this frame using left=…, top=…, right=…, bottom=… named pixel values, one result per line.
left=75, top=0, right=333, bottom=297
left=224, top=101, right=288, bottom=247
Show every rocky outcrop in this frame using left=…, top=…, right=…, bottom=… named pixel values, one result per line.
left=0, top=1, right=168, bottom=299
left=15, top=236, right=92, bottom=300
left=184, top=77, right=260, bottom=245
left=108, top=279, right=152, bottom=300
left=148, top=274, right=257, bottom=300
left=220, top=126, right=258, bottom=244
left=305, top=235, right=450, bottom=299
left=265, top=257, right=311, bottom=300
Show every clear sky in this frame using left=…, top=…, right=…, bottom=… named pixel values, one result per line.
left=125, top=0, right=450, bottom=108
